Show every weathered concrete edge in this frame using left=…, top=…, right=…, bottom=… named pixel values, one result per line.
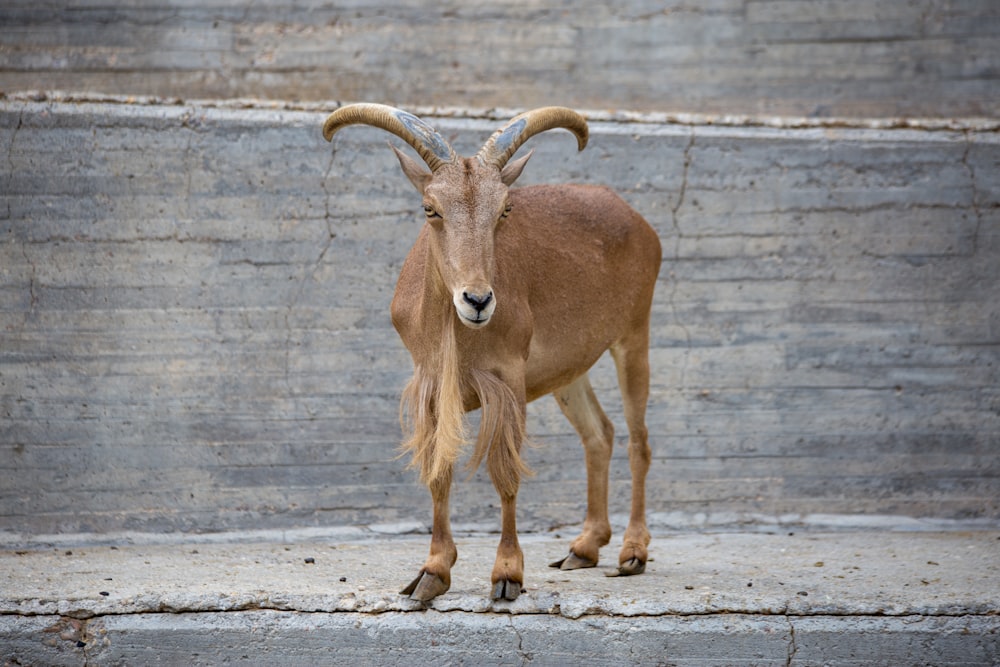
left=5, top=584, right=998, bottom=622
left=3, top=95, right=997, bottom=182
left=4, top=90, right=1000, bottom=133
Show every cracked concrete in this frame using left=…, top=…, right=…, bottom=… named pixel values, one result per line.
left=282, top=145, right=338, bottom=403
left=666, top=129, right=695, bottom=390
left=1, top=529, right=998, bottom=665
left=960, top=129, right=985, bottom=255
left=785, top=618, right=798, bottom=667
left=18, top=242, right=36, bottom=312
left=3, top=110, right=22, bottom=223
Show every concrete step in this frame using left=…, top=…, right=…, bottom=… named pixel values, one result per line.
left=2, top=528, right=998, bottom=665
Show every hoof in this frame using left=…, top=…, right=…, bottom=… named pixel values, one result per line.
left=605, top=557, right=646, bottom=577
left=491, top=578, right=523, bottom=601
left=549, top=550, right=597, bottom=571
left=400, top=571, right=449, bottom=602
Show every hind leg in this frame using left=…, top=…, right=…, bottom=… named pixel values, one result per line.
left=549, top=373, right=614, bottom=570
left=609, top=333, right=652, bottom=576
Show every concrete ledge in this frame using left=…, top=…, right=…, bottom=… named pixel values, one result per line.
left=5, top=612, right=998, bottom=667
left=2, top=529, right=998, bottom=665
left=2, top=0, right=999, bottom=118
left=7, top=90, right=1000, bottom=131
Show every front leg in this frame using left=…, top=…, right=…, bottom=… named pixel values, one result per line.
left=474, top=367, right=530, bottom=601
left=491, top=493, right=524, bottom=601
left=401, top=467, right=457, bottom=602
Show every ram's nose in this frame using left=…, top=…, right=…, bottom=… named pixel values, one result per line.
left=462, top=289, right=493, bottom=313
left=453, top=287, right=497, bottom=328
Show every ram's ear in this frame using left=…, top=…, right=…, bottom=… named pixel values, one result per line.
left=500, top=150, right=533, bottom=186
left=391, top=144, right=433, bottom=193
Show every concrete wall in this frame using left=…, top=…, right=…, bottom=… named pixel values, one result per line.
left=1, top=99, right=997, bottom=537
left=2, top=1, right=999, bottom=119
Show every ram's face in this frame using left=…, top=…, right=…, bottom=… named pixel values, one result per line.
left=322, top=103, right=588, bottom=330
left=418, top=159, right=512, bottom=329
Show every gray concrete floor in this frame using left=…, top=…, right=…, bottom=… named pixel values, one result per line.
left=2, top=526, right=999, bottom=665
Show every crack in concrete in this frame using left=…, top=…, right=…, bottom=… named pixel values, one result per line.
left=509, top=616, right=532, bottom=666
left=174, top=106, right=201, bottom=242
left=786, top=617, right=798, bottom=666
left=281, top=147, right=338, bottom=410
left=4, top=109, right=22, bottom=222
left=960, top=130, right=983, bottom=257
left=4, top=111, right=35, bottom=330
left=6, top=110, right=38, bottom=325
left=20, top=243, right=37, bottom=313
left=668, top=129, right=695, bottom=390
left=318, top=145, right=338, bottom=268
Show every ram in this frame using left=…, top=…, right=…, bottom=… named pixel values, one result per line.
left=322, top=104, right=661, bottom=602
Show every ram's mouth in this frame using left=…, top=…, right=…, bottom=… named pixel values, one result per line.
left=458, top=312, right=491, bottom=329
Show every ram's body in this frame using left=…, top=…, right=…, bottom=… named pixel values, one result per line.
left=323, top=105, right=661, bottom=602
left=394, top=183, right=659, bottom=403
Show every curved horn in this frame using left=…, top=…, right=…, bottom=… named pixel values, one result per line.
left=476, top=107, right=589, bottom=170
left=322, top=103, right=458, bottom=172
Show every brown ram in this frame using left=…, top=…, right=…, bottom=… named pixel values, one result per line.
left=322, top=104, right=661, bottom=602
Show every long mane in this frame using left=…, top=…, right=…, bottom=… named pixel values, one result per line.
left=399, top=317, right=530, bottom=493
left=399, top=314, right=466, bottom=485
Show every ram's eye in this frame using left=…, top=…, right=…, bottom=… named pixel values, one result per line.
left=500, top=202, right=513, bottom=219
left=423, top=205, right=440, bottom=219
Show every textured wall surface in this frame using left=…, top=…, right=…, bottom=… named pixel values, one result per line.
left=1, top=0, right=999, bottom=118
left=1, top=100, right=997, bottom=536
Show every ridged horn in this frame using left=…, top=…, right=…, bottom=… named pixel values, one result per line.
left=322, top=103, right=458, bottom=172
left=476, top=107, right=589, bottom=170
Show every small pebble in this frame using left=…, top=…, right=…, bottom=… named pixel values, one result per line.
left=304, top=557, right=315, bottom=564
left=99, top=591, right=110, bottom=597
left=339, top=577, right=347, bottom=582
